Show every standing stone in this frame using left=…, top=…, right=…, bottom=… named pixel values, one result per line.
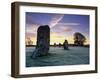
left=63, top=40, right=69, bottom=50
left=31, top=25, right=50, bottom=58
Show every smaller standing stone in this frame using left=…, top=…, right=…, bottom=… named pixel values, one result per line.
left=63, top=40, right=69, bottom=50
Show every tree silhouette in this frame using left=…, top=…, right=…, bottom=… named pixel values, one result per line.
left=54, top=43, right=57, bottom=47
left=74, top=32, right=86, bottom=46
left=26, top=37, right=33, bottom=45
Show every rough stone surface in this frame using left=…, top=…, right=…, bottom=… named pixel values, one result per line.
left=31, top=25, right=50, bottom=58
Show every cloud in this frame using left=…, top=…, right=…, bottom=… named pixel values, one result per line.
left=51, top=25, right=72, bottom=33
left=49, top=14, right=64, bottom=28
left=26, top=33, right=36, bottom=37
left=50, top=21, right=80, bottom=34
left=57, top=22, right=80, bottom=26
left=49, top=14, right=80, bottom=29
left=25, top=24, right=39, bottom=34
left=61, top=27, right=72, bottom=32
left=49, top=15, right=80, bottom=33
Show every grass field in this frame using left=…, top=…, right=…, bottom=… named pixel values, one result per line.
left=26, top=46, right=89, bottom=67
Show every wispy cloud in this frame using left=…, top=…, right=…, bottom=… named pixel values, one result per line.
left=57, top=22, right=80, bottom=26
left=51, top=25, right=73, bottom=33
left=49, top=14, right=80, bottom=29
left=25, top=24, right=39, bottom=34
left=49, top=14, right=64, bottom=28
left=61, top=27, right=72, bottom=32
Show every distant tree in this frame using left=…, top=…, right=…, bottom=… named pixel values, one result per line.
left=74, top=32, right=86, bottom=46
left=58, top=43, right=62, bottom=47
left=26, top=37, right=33, bottom=45
left=54, top=43, right=57, bottom=47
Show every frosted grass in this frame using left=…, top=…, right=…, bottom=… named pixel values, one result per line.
left=26, top=46, right=89, bottom=67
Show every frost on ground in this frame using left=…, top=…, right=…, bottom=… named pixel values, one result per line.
left=26, top=46, right=89, bottom=67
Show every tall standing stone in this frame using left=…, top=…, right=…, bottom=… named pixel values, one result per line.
left=31, top=25, right=50, bottom=58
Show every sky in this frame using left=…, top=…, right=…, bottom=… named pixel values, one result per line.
left=25, top=12, right=89, bottom=45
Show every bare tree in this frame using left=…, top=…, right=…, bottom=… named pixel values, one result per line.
left=26, top=37, right=33, bottom=45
